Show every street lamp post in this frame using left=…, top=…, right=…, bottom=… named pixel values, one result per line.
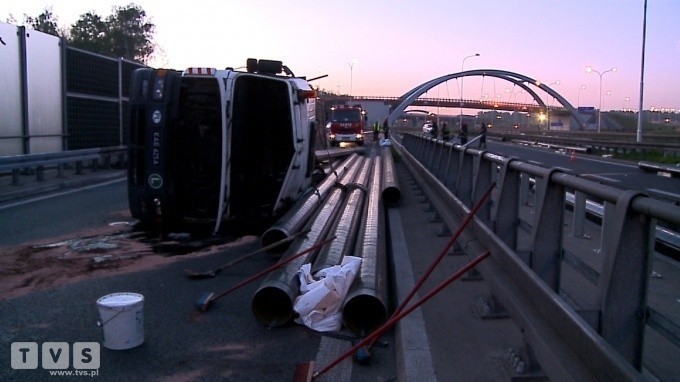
left=577, top=84, right=586, bottom=108
left=459, top=53, right=480, bottom=129
left=586, top=66, right=617, bottom=133
left=348, top=59, right=358, bottom=98
left=545, top=80, right=560, bottom=131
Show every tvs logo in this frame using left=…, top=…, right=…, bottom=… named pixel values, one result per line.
left=11, top=342, right=100, bottom=370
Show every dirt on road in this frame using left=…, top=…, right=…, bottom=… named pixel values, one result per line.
left=0, top=216, right=256, bottom=301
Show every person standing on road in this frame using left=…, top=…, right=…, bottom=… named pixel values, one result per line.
left=442, top=122, right=450, bottom=141
left=373, top=121, right=380, bottom=141
left=459, top=123, right=468, bottom=145
left=479, top=122, right=487, bottom=148
left=431, top=121, right=438, bottom=139
left=382, top=118, right=390, bottom=139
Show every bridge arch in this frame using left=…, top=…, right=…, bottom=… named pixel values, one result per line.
left=388, top=69, right=584, bottom=129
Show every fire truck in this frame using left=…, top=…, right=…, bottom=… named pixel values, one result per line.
left=127, top=58, right=318, bottom=233
left=326, top=104, right=367, bottom=146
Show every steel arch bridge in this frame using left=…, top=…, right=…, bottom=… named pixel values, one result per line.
left=387, top=69, right=585, bottom=129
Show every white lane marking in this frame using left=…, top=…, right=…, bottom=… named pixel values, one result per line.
left=0, top=177, right=126, bottom=211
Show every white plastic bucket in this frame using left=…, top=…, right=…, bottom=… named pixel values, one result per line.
left=96, top=292, right=144, bottom=350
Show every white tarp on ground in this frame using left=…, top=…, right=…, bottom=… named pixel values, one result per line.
left=293, top=256, right=362, bottom=332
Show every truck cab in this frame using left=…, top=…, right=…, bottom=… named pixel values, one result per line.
left=127, top=59, right=317, bottom=233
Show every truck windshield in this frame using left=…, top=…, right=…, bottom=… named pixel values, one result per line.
left=331, top=109, right=361, bottom=122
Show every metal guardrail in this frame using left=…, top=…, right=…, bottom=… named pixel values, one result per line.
left=496, top=132, right=680, bottom=157
left=394, top=132, right=680, bottom=381
left=0, top=146, right=127, bottom=184
left=511, top=139, right=592, bottom=154
left=638, top=161, right=680, bottom=178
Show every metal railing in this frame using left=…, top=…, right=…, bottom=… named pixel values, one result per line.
left=0, top=146, right=127, bottom=184
left=394, top=132, right=680, bottom=381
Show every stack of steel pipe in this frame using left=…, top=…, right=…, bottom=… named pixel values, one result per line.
left=312, top=157, right=373, bottom=273
left=381, top=146, right=401, bottom=207
left=342, top=156, right=389, bottom=335
left=260, top=153, right=360, bottom=254
left=251, top=156, right=366, bottom=327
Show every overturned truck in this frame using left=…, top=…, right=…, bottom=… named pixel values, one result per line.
left=127, top=59, right=318, bottom=232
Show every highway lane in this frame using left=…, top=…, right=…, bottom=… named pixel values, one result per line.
left=0, top=178, right=129, bottom=247
left=481, top=139, right=680, bottom=203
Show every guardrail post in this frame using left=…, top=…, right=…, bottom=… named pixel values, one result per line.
left=596, top=190, right=654, bottom=370
left=572, top=191, right=587, bottom=238
left=56, top=163, right=65, bottom=178
left=529, top=168, right=566, bottom=291
left=419, top=137, right=430, bottom=163
left=36, top=165, right=45, bottom=181
left=434, top=142, right=449, bottom=182
left=596, top=202, right=616, bottom=254
left=432, top=141, right=445, bottom=180
left=472, top=155, right=493, bottom=226
left=456, top=149, right=474, bottom=208
left=414, top=135, right=426, bottom=162
left=11, top=169, right=21, bottom=185
left=443, top=145, right=460, bottom=192
left=493, top=158, right=520, bottom=250
left=519, top=173, right=531, bottom=206
left=425, top=139, right=438, bottom=172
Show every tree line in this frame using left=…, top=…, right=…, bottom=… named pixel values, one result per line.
left=6, top=3, right=155, bottom=64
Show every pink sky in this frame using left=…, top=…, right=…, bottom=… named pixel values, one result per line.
left=4, top=0, right=679, bottom=111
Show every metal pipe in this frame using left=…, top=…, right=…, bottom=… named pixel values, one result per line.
left=312, top=157, right=372, bottom=273
left=261, top=153, right=359, bottom=253
left=381, top=146, right=401, bottom=207
left=251, top=178, right=349, bottom=327
left=342, top=157, right=389, bottom=335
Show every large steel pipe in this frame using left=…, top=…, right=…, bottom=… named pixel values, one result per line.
left=342, top=157, right=388, bottom=334
left=312, top=157, right=372, bottom=273
left=381, top=146, right=401, bottom=207
left=251, top=184, right=346, bottom=327
left=251, top=157, right=366, bottom=327
left=261, top=153, right=359, bottom=253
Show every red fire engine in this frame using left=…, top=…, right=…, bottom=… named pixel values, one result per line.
left=326, top=104, right=366, bottom=146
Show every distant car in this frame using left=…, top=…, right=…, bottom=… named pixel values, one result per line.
left=422, top=123, right=434, bottom=134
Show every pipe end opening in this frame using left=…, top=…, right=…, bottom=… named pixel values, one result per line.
left=252, top=286, right=294, bottom=327
left=343, top=295, right=388, bottom=334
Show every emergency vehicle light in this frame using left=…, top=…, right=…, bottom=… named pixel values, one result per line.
left=183, top=67, right=217, bottom=76
left=297, top=89, right=317, bottom=101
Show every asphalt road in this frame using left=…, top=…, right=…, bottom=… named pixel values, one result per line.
left=0, top=167, right=399, bottom=382
left=482, top=139, right=680, bottom=203
left=0, top=178, right=129, bottom=246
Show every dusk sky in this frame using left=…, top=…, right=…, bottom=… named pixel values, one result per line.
left=4, top=0, right=679, bottom=112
